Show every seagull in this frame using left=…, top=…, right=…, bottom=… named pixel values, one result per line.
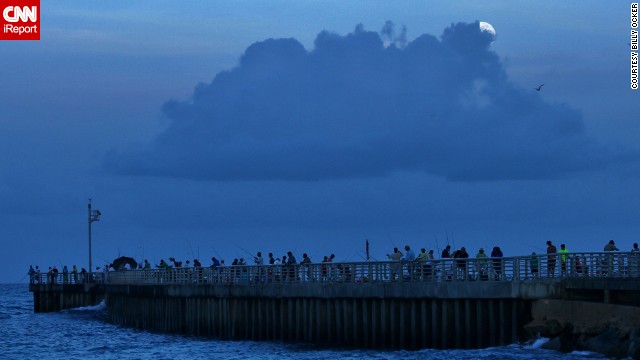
left=535, top=84, right=544, bottom=91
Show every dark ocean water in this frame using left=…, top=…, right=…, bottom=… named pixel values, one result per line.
left=0, top=284, right=606, bottom=360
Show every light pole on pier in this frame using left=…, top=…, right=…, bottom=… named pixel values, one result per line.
left=88, top=199, right=101, bottom=272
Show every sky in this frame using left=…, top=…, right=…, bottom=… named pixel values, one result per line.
left=1, top=1, right=638, bottom=283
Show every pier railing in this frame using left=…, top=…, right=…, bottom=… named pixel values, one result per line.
left=30, top=251, right=640, bottom=286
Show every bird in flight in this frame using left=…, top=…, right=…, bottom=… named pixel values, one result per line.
left=535, top=84, right=544, bottom=91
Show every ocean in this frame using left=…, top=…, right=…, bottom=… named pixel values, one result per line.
left=0, top=284, right=605, bottom=359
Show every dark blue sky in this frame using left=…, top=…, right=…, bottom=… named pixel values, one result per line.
left=1, top=1, right=638, bottom=283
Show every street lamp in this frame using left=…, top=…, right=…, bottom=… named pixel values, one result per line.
left=88, top=199, right=101, bottom=272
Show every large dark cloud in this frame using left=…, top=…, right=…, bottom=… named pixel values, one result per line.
left=105, top=21, right=633, bottom=181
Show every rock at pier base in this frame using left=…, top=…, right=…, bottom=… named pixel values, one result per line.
left=525, top=299, right=640, bottom=358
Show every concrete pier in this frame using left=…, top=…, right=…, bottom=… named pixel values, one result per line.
left=29, top=252, right=640, bottom=350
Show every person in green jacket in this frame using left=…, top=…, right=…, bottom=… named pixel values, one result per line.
left=559, top=244, right=569, bottom=275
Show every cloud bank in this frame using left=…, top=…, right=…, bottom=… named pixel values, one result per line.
left=106, top=21, right=632, bottom=181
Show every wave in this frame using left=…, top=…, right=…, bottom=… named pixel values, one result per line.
left=70, top=300, right=106, bottom=312
left=525, top=337, right=551, bottom=349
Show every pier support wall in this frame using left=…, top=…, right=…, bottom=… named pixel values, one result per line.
left=30, top=284, right=104, bottom=313
left=105, top=284, right=531, bottom=349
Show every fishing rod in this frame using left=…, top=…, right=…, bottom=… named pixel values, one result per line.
left=360, top=243, right=378, bottom=261
left=385, top=230, right=398, bottom=249
left=525, top=242, right=544, bottom=252
left=388, top=237, right=398, bottom=250
left=344, top=253, right=357, bottom=262
left=235, top=244, right=257, bottom=261
left=18, top=272, right=29, bottom=284
left=187, top=239, right=196, bottom=260
left=357, top=250, right=379, bottom=262
left=211, top=247, right=223, bottom=264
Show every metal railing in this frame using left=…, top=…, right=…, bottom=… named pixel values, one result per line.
left=29, top=271, right=88, bottom=285
left=30, top=252, right=640, bottom=286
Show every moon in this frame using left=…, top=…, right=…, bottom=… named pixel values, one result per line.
left=479, top=21, right=496, bottom=41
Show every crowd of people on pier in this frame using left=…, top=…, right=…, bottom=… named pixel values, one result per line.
left=28, top=264, right=88, bottom=285
left=28, top=239, right=640, bottom=285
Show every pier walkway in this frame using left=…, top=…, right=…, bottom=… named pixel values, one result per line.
left=30, top=251, right=640, bottom=286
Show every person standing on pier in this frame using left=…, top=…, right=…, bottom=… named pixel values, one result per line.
left=441, top=245, right=451, bottom=259
left=387, top=247, right=403, bottom=281
left=286, top=252, right=297, bottom=281
left=530, top=252, right=539, bottom=279
left=62, top=266, right=69, bottom=284
left=546, top=241, right=557, bottom=277
left=193, top=259, right=202, bottom=282
left=404, top=245, right=416, bottom=280
left=603, top=240, right=619, bottom=276
left=453, top=247, right=469, bottom=280
left=321, top=256, right=329, bottom=282
left=490, top=247, right=503, bottom=280
left=300, top=253, right=312, bottom=282
left=417, top=248, right=428, bottom=279
left=72, top=265, right=78, bottom=284
left=52, top=266, right=59, bottom=284
left=441, top=245, right=452, bottom=280
left=254, top=252, right=264, bottom=283
left=604, top=240, right=619, bottom=252
left=267, top=253, right=275, bottom=282
left=28, top=265, right=35, bottom=284
left=255, top=252, right=264, bottom=265
left=630, top=243, right=640, bottom=276
left=427, top=250, right=435, bottom=278
left=559, top=244, right=569, bottom=276
left=476, top=248, right=488, bottom=281
left=273, top=256, right=282, bottom=281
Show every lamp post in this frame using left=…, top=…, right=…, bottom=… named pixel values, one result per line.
left=88, top=199, right=101, bottom=272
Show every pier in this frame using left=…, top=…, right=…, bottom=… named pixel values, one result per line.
left=29, top=251, right=640, bottom=350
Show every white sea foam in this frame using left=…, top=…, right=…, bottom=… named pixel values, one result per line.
left=72, top=300, right=106, bottom=311
left=569, top=350, right=605, bottom=357
left=525, top=337, right=551, bottom=349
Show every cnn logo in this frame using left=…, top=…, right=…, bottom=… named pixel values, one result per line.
left=1, top=0, right=40, bottom=40
left=3, top=6, right=37, bottom=22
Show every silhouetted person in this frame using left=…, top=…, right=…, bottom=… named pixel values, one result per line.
left=546, top=241, right=557, bottom=277
left=491, top=247, right=503, bottom=280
